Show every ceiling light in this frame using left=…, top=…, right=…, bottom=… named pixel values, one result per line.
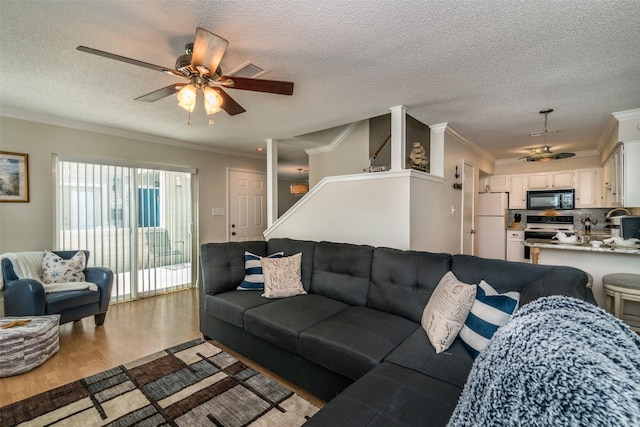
left=176, top=81, right=224, bottom=121
left=519, top=109, right=575, bottom=162
left=290, top=168, right=308, bottom=197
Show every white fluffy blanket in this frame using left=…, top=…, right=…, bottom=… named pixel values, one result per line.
left=0, top=251, right=97, bottom=293
left=448, top=296, right=640, bottom=426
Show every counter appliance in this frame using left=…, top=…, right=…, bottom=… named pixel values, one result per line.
left=524, top=215, right=575, bottom=260
left=526, top=189, right=574, bottom=210
left=476, top=192, right=508, bottom=260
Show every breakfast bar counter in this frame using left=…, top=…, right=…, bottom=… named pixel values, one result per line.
left=524, top=239, right=640, bottom=264
left=523, top=239, right=640, bottom=309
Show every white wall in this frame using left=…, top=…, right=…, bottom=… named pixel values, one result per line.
left=308, top=120, right=369, bottom=188
left=0, top=116, right=266, bottom=253
left=266, top=172, right=413, bottom=249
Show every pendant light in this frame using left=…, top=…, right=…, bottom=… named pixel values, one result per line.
left=520, top=109, right=575, bottom=162
left=290, top=169, right=308, bottom=196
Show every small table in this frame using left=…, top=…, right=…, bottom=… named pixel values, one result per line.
left=0, top=315, right=60, bottom=377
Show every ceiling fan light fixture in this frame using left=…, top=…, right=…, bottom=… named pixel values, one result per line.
left=176, top=84, right=197, bottom=112
left=203, top=87, right=223, bottom=114
left=519, top=108, right=575, bottom=162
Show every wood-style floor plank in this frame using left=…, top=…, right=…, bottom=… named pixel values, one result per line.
left=0, top=288, right=324, bottom=409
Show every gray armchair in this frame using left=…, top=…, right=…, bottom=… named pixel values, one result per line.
left=2, top=251, right=114, bottom=326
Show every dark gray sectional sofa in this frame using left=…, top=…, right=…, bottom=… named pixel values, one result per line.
left=199, top=238, right=595, bottom=426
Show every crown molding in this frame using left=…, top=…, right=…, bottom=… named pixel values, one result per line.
left=0, top=108, right=265, bottom=160
left=304, top=121, right=361, bottom=155
left=612, top=108, right=640, bottom=121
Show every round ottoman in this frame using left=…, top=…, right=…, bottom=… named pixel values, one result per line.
left=0, top=314, right=61, bottom=377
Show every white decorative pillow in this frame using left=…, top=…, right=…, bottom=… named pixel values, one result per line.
left=42, top=251, right=86, bottom=284
left=238, top=251, right=284, bottom=290
left=459, top=280, right=520, bottom=358
left=421, top=271, right=477, bottom=354
left=261, top=253, right=307, bottom=299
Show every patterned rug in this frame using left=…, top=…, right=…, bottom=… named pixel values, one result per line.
left=0, top=339, right=320, bottom=426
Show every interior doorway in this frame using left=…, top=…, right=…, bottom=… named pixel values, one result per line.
left=462, top=160, right=475, bottom=255
left=228, top=169, right=267, bottom=242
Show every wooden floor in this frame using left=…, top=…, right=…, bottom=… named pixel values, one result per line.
left=0, top=288, right=324, bottom=408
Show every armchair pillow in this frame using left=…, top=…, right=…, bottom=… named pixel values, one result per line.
left=421, top=271, right=476, bottom=354
left=42, top=250, right=86, bottom=284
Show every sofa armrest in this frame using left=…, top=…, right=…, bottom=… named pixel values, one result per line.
left=85, top=267, right=114, bottom=312
left=519, top=267, right=596, bottom=307
left=3, top=279, right=46, bottom=317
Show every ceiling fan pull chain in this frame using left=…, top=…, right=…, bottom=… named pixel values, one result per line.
left=187, top=110, right=192, bottom=126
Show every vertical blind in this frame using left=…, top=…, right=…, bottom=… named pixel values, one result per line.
left=55, top=157, right=196, bottom=303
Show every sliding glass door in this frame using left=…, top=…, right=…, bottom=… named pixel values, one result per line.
left=55, top=156, right=196, bottom=302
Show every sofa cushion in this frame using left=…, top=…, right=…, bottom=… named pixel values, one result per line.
left=311, top=241, right=374, bottom=306
left=368, top=247, right=451, bottom=322
left=459, top=279, right=520, bottom=358
left=267, top=238, right=316, bottom=292
left=237, top=251, right=283, bottom=291
left=299, top=306, right=418, bottom=381
left=422, top=271, right=476, bottom=354
left=304, top=362, right=462, bottom=427
left=205, top=290, right=274, bottom=328
left=245, top=294, right=349, bottom=353
left=384, top=328, right=474, bottom=388
left=261, top=253, right=307, bottom=298
left=45, top=289, right=100, bottom=313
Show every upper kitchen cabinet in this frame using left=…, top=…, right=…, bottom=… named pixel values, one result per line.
left=527, top=171, right=574, bottom=190
left=508, top=175, right=526, bottom=209
left=575, top=168, right=601, bottom=208
left=486, top=175, right=508, bottom=193
left=622, top=140, right=640, bottom=207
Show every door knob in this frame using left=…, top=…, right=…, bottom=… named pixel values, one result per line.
left=231, top=232, right=236, bottom=236
left=470, top=230, right=476, bottom=234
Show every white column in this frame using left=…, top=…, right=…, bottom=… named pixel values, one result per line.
left=390, top=105, right=407, bottom=171
left=429, top=122, right=447, bottom=178
left=266, top=138, right=278, bottom=227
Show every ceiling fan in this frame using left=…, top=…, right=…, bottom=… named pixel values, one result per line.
left=77, top=27, right=294, bottom=118
left=520, top=109, right=575, bottom=162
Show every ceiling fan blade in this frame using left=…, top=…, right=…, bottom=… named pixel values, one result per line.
left=218, top=76, right=294, bottom=95
left=77, top=46, right=185, bottom=78
left=191, top=27, right=228, bottom=76
left=215, top=88, right=246, bottom=116
left=135, top=84, right=185, bottom=102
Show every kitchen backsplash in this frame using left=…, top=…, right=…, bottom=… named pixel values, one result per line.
left=507, top=208, right=639, bottom=233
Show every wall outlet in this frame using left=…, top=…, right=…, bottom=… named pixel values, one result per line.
left=212, top=208, right=225, bottom=216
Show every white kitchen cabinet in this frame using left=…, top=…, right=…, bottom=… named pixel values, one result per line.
left=550, top=171, right=574, bottom=189
left=622, top=140, right=640, bottom=206
left=575, top=168, right=600, bottom=208
left=508, top=175, right=526, bottom=209
left=527, top=174, right=549, bottom=190
left=611, top=146, right=624, bottom=206
left=487, top=175, right=508, bottom=193
left=506, top=230, right=524, bottom=262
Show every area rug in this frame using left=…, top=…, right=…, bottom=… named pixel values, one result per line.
left=0, top=339, right=320, bottom=426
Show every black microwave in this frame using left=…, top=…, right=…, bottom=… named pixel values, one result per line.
left=526, top=189, right=575, bottom=210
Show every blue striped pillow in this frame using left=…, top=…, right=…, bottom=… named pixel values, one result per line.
left=459, top=280, right=519, bottom=358
left=237, top=251, right=284, bottom=290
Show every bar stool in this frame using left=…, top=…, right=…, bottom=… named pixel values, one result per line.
left=602, top=273, right=640, bottom=332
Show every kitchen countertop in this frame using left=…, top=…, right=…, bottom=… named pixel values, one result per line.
left=524, top=239, right=640, bottom=255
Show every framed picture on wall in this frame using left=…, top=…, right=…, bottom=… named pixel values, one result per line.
left=0, top=151, right=29, bottom=202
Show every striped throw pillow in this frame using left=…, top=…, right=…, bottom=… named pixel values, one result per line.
left=237, top=251, right=283, bottom=290
left=459, top=280, right=519, bottom=358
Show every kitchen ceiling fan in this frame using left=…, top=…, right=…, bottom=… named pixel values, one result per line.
left=77, top=27, right=294, bottom=118
left=519, top=108, right=575, bottom=162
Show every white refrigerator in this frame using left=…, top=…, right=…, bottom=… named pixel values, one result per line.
left=476, top=193, right=508, bottom=260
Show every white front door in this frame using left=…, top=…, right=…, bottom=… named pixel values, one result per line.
left=228, top=169, right=267, bottom=242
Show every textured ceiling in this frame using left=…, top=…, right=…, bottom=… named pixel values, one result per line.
left=1, top=1, right=639, bottom=176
